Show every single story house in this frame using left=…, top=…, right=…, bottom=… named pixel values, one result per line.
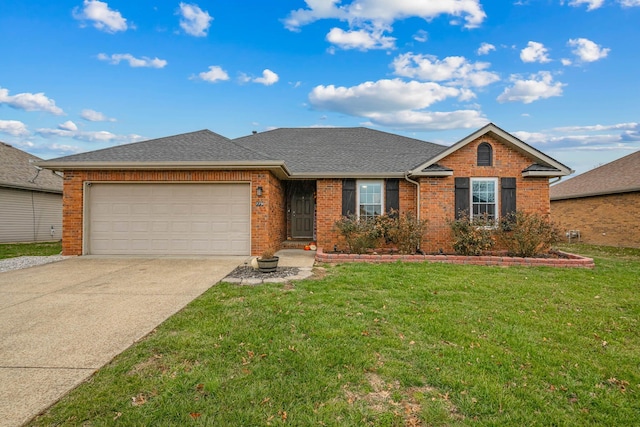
left=0, top=141, right=63, bottom=243
left=40, top=123, right=572, bottom=256
left=550, top=149, right=640, bottom=248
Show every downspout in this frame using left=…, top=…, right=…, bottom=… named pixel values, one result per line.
left=404, top=172, right=420, bottom=220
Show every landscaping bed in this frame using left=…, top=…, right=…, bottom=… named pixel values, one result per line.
left=316, top=247, right=595, bottom=268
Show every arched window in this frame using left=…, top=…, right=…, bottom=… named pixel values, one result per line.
left=477, top=142, right=493, bottom=166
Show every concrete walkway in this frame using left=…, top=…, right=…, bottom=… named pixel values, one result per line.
left=0, top=256, right=244, bottom=427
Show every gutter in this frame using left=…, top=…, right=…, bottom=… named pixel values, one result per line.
left=404, top=172, right=420, bottom=220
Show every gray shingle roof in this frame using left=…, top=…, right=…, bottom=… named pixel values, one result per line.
left=0, top=142, right=62, bottom=193
left=43, top=130, right=275, bottom=163
left=523, top=163, right=562, bottom=172
left=233, top=127, right=447, bottom=175
left=550, top=150, right=640, bottom=200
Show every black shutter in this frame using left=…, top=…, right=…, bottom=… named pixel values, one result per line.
left=501, top=177, right=517, bottom=218
left=454, top=177, right=470, bottom=219
left=342, top=179, right=356, bottom=216
left=385, top=179, right=399, bottom=216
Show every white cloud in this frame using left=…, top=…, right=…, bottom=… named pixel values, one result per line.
left=81, top=109, right=116, bottom=122
left=552, top=122, right=638, bottom=132
left=36, top=127, right=145, bottom=143
left=619, top=0, right=640, bottom=6
left=253, top=69, right=279, bottom=86
left=0, top=87, right=64, bottom=115
left=326, top=27, right=396, bottom=50
left=197, top=66, right=230, bottom=83
left=413, top=30, right=428, bottom=43
left=73, top=0, right=128, bottom=33
left=307, top=78, right=486, bottom=130
left=310, top=79, right=460, bottom=115
left=477, top=42, right=496, bottom=55
left=284, top=0, right=486, bottom=30
left=366, top=109, right=488, bottom=130
left=391, top=53, right=500, bottom=88
left=568, top=38, right=610, bottom=62
left=568, top=0, right=605, bottom=10
left=497, top=71, right=565, bottom=104
left=520, top=41, right=551, bottom=63
left=0, top=119, right=29, bottom=136
left=561, top=58, right=572, bottom=66
left=97, top=53, right=167, bottom=68
left=177, top=2, right=212, bottom=37
left=58, top=121, right=78, bottom=131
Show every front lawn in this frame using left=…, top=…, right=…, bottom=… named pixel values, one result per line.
left=31, top=245, right=639, bottom=426
left=0, top=241, right=62, bottom=260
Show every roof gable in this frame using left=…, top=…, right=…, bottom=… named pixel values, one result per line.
left=550, top=149, right=640, bottom=200
left=409, top=123, right=573, bottom=178
left=0, top=142, right=62, bottom=193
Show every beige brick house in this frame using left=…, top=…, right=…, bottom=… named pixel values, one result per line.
left=40, top=123, right=571, bottom=256
left=551, top=150, right=640, bottom=248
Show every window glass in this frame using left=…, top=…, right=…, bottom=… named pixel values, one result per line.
left=471, top=178, right=497, bottom=220
left=358, top=181, right=383, bottom=220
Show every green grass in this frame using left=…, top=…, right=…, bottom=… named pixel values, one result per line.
left=30, top=245, right=639, bottom=426
left=0, top=241, right=61, bottom=259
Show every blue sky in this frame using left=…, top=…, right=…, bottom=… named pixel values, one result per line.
left=1, top=0, right=639, bottom=176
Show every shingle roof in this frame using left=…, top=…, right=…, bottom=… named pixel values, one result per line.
left=43, top=129, right=275, bottom=163
left=522, top=163, right=562, bottom=172
left=233, top=127, right=447, bottom=175
left=0, top=142, right=62, bottom=193
left=550, top=150, right=640, bottom=200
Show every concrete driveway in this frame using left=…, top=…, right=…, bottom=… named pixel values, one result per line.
left=0, top=256, right=244, bottom=427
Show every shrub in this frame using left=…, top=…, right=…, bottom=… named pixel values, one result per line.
left=497, top=211, right=560, bottom=257
left=333, top=215, right=382, bottom=254
left=385, top=210, right=428, bottom=254
left=449, top=213, right=495, bottom=256
left=333, top=211, right=428, bottom=254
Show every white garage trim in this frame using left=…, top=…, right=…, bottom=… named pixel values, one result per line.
left=84, top=182, right=251, bottom=255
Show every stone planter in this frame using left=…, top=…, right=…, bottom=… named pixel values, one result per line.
left=257, top=256, right=279, bottom=273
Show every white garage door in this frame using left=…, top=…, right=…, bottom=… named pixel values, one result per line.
left=87, top=183, right=250, bottom=255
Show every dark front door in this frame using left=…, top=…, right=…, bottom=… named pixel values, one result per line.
left=292, top=193, right=314, bottom=239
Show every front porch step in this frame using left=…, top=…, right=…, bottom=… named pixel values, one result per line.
left=281, top=239, right=315, bottom=250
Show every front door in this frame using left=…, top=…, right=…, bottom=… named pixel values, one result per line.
left=292, top=193, right=314, bottom=239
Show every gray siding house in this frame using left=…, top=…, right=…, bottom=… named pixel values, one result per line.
left=0, top=142, right=63, bottom=243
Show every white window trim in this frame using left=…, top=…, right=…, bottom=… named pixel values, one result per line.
left=470, top=177, right=499, bottom=221
left=357, top=179, right=384, bottom=219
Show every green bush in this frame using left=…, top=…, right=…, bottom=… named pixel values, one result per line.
left=497, top=211, right=560, bottom=257
left=449, top=213, right=495, bottom=256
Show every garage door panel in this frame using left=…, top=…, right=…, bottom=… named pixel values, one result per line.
left=88, top=183, right=250, bottom=255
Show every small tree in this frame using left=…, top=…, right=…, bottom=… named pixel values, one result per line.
left=497, top=211, right=560, bottom=257
left=449, top=213, right=495, bottom=256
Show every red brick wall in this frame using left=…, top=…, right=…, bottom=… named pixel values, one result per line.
left=315, top=179, right=342, bottom=250
left=61, top=169, right=283, bottom=256
left=421, top=135, right=551, bottom=253
left=551, top=192, right=640, bottom=248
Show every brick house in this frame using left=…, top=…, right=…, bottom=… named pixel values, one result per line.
left=40, top=123, right=571, bottom=256
left=551, top=150, right=640, bottom=248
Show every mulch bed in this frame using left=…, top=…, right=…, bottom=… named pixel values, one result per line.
left=225, top=266, right=301, bottom=280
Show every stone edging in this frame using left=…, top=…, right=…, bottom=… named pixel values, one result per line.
left=315, top=248, right=595, bottom=268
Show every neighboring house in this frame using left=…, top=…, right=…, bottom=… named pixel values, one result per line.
left=0, top=142, right=63, bottom=243
left=39, top=123, right=571, bottom=256
left=550, top=150, right=640, bottom=248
